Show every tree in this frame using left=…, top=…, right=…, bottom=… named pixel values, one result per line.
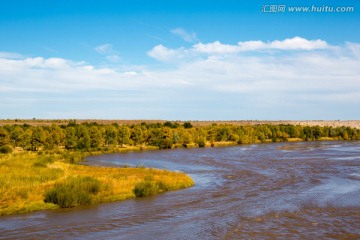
left=195, top=128, right=206, bottom=147
left=148, top=128, right=173, bottom=149
left=45, top=125, right=65, bottom=150
left=10, top=126, right=24, bottom=147
left=131, top=125, right=143, bottom=145
left=31, top=127, right=47, bottom=151
left=313, top=126, right=323, bottom=140
left=118, top=125, right=130, bottom=147
left=105, top=125, right=118, bottom=146
left=65, top=127, right=77, bottom=150
left=0, top=127, right=10, bottom=147
left=179, top=128, right=192, bottom=146
left=19, top=129, right=33, bottom=150
left=77, top=125, right=90, bottom=149
left=183, top=122, right=193, bottom=129
left=89, top=126, right=102, bottom=148
left=172, top=131, right=180, bottom=144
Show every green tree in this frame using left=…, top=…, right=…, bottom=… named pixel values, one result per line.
left=313, top=126, right=323, bottom=140
left=19, top=129, right=33, bottom=150
left=10, top=126, right=24, bottom=147
left=77, top=125, right=90, bottom=149
left=105, top=125, right=118, bottom=146
left=172, top=131, right=180, bottom=144
left=0, top=127, right=10, bottom=147
left=31, top=127, right=47, bottom=151
left=65, top=127, right=77, bottom=150
left=179, top=128, right=192, bottom=146
left=45, top=125, right=64, bottom=150
left=131, top=125, right=143, bottom=145
left=118, top=125, right=131, bottom=147
left=183, top=122, right=193, bottom=129
left=89, top=126, right=102, bottom=148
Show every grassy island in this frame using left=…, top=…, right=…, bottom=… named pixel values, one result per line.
left=0, top=151, right=194, bottom=216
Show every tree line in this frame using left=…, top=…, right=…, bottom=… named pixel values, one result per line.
left=0, top=121, right=359, bottom=152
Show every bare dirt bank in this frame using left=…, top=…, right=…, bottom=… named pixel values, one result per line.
left=1, top=119, right=360, bottom=129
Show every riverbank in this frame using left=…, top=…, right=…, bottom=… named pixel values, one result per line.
left=0, top=151, right=194, bottom=216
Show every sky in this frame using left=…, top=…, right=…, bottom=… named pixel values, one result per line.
left=1, top=0, right=360, bottom=120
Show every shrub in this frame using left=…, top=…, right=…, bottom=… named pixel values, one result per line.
left=159, top=139, right=173, bottom=149
left=183, top=122, right=193, bottom=129
left=133, top=180, right=160, bottom=197
left=0, top=146, right=12, bottom=154
left=197, top=140, right=205, bottom=148
left=44, top=176, right=101, bottom=208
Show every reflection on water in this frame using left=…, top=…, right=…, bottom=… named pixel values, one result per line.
left=1, top=141, right=360, bottom=239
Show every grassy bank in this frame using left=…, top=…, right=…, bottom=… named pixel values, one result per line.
left=0, top=152, right=194, bottom=216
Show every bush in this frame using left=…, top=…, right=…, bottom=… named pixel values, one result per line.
left=44, top=176, right=101, bottom=208
left=183, top=122, right=193, bottom=129
left=159, top=139, right=173, bottom=149
left=0, top=146, right=12, bottom=154
left=197, top=140, right=205, bottom=148
left=134, top=180, right=161, bottom=197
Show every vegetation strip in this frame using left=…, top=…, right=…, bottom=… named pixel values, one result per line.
left=0, top=121, right=359, bottom=152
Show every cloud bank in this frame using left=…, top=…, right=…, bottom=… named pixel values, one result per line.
left=1, top=37, right=359, bottom=119
left=148, top=37, right=330, bottom=61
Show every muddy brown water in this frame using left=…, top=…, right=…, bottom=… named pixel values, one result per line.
left=1, top=141, right=360, bottom=239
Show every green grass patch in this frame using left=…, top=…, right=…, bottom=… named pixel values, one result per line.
left=134, top=179, right=160, bottom=197
left=44, top=176, right=101, bottom=208
left=0, top=146, right=12, bottom=154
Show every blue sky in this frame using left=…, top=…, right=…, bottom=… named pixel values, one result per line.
left=1, top=0, right=360, bottom=120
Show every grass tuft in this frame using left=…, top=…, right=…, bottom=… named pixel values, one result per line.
left=134, top=180, right=160, bottom=197
left=44, top=176, right=100, bottom=208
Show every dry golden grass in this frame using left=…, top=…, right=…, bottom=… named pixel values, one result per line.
left=0, top=152, right=194, bottom=216
left=1, top=119, right=360, bottom=129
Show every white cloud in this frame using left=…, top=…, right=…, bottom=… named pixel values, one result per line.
left=147, top=44, right=183, bottom=62
left=95, top=43, right=121, bottom=62
left=193, top=41, right=240, bottom=54
left=22, top=57, right=70, bottom=69
left=147, top=37, right=331, bottom=62
left=171, top=28, right=197, bottom=42
left=1, top=37, right=359, bottom=119
left=269, top=36, right=328, bottom=50
left=237, top=40, right=267, bottom=51
left=95, top=44, right=113, bottom=54
left=192, top=36, right=329, bottom=54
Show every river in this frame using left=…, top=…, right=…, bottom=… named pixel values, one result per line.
left=1, top=141, right=360, bottom=239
